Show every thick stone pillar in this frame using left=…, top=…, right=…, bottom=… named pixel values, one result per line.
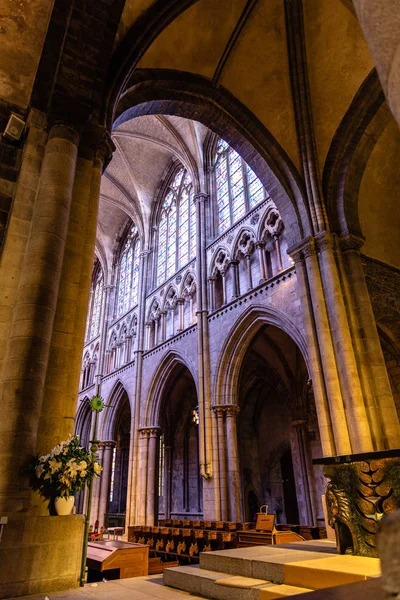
left=317, top=233, right=373, bottom=453
left=341, top=236, right=400, bottom=449
left=302, top=241, right=352, bottom=454
left=146, top=428, right=160, bottom=526
left=225, top=405, right=242, bottom=521
left=125, top=249, right=150, bottom=528
left=0, top=123, right=79, bottom=512
left=213, top=406, right=229, bottom=520
left=353, top=1, right=400, bottom=128
left=292, top=254, right=335, bottom=455
left=98, top=441, right=116, bottom=528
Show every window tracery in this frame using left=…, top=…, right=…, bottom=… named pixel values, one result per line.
left=214, top=139, right=269, bottom=234
left=116, top=224, right=141, bottom=317
left=157, top=168, right=195, bottom=286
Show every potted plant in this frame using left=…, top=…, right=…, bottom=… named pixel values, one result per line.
left=28, top=435, right=102, bottom=515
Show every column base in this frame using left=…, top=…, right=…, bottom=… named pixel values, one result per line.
left=314, top=450, right=400, bottom=557
left=0, top=514, right=84, bottom=598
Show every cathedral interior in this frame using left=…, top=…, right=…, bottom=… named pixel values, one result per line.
left=0, top=0, right=400, bottom=598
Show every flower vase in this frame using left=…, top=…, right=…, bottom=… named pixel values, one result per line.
left=54, top=496, right=74, bottom=516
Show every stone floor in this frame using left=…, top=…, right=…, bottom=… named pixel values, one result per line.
left=13, top=575, right=204, bottom=600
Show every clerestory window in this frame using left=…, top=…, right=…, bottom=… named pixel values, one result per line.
left=157, top=167, right=196, bottom=287
left=86, top=262, right=103, bottom=341
left=214, top=139, right=269, bottom=234
left=116, top=224, right=141, bottom=317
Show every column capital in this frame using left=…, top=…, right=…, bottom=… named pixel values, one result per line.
left=139, top=426, right=161, bottom=438
left=193, top=192, right=209, bottom=204
left=339, top=233, right=365, bottom=253
left=315, top=231, right=335, bottom=254
left=225, top=404, right=240, bottom=417
left=84, top=124, right=115, bottom=165
left=140, top=249, right=151, bottom=258
left=255, top=240, right=266, bottom=250
left=229, top=259, right=239, bottom=267
left=212, top=404, right=240, bottom=417
left=98, top=440, right=116, bottom=450
left=287, top=237, right=317, bottom=262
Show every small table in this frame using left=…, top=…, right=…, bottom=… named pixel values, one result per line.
left=107, top=527, right=124, bottom=540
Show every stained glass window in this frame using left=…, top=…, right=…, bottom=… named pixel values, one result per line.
left=214, top=139, right=269, bottom=233
left=117, top=224, right=141, bottom=317
left=157, top=167, right=195, bottom=286
left=89, top=267, right=103, bottom=340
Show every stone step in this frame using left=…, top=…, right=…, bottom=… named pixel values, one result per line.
left=259, top=584, right=314, bottom=599
left=283, top=555, right=381, bottom=590
left=199, top=543, right=337, bottom=583
left=164, top=565, right=275, bottom=600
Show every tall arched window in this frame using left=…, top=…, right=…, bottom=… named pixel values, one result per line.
left=89, top=267, right=103, bottom=339
left=214, top=139, right=269, bottom=234
left=157, top=168, right=195, bottom=286
left=117, top=224, right=141, bottom=317
left=86, top=263, right=103, bottom=341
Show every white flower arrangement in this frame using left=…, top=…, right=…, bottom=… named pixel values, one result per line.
left=29, top=435, right=102, bottom=499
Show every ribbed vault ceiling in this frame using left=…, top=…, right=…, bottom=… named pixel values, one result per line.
left=98, top=115, right=209, bottom=265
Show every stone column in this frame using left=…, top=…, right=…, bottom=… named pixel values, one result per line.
left=177, top=298, right=185, bottom=332
left=160, top=311, right=167, bottom=342
left=303, top=241, right=352, bottom=455
left=353, top=1, right=400, bottom=128
left=245, top=254, right=253, bottom=291
left=213, top=406, right=229, bottom=520
left=292, top=420, right=314, bottom=525
left=0, top=123, right=79, bottom=511
left=221, top=271, right=227, bottom=305
left=144, top=322, right=152, bottom=351
left=208, top=277, right=216, bottom=311
left=256, top=240, right=267, bottom=282
left=317, top=233, right=373, bottom=453
left=341, top=236, right=400, bottom=449
left=274, top=235, right=283, bottom=272
left=98, top=441, right=116, bottom=528
left=230, top=260, right=240, bottom=299
left=154, top=318, right=159, bottom=347
left=225, top=405, right=242, bottom=521
left=291, top=253, right=335, bottom=455
left=146, top=428, right=160, bottom=526
left=138, top=429, right=149, bottom=524
left=164, top=445, right=172, bottom=518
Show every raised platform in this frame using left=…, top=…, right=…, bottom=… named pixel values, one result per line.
left=164, top=540, right=381, bottom=600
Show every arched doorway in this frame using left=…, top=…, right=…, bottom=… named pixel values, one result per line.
left=237, top=324, right=323, bottom=526
left=158, top=363, right=202, bottom=520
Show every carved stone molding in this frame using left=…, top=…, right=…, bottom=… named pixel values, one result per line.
left=315, top=450, right=400, bottom=557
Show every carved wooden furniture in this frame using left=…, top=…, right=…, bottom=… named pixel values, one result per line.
left=237, top=513, right=306, bottom=547
left=128, top=517, right=326, bottom=561
left=86, top=540, right=148, bottom=579
left=314, top=449, right=400, bottom=557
